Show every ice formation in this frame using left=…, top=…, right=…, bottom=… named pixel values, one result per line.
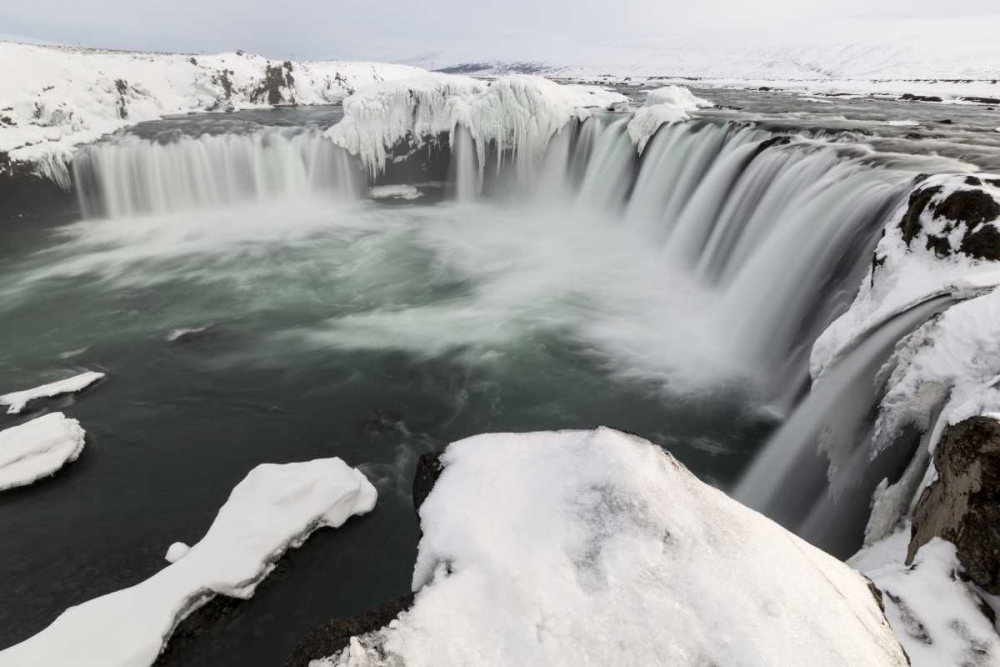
left=326, top=73, right=629, bottom=179
left=0, top=413, right=86, bottom=491
left=316, top=428, right=906, bottom=667
left=0, top=457, right=376, bottom=667
left=0, top=370, right=105, bottom=414
left=0, top=41, right=423, bottom=176
left=627, top=86, right=713, bottom=152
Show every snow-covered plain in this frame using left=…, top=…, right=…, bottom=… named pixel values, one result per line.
left=0, top=370, right=105, bottom=414
left=0, top=413, right=85, bottom=491
left=0, top=458, right=377, bottom=667
left=316, top=428, right=907, bottom=667
left=0, top=41, right=423, bottom=177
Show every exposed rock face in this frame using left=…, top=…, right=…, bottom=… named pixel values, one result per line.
left=908, top=415, right=1000, bottom=594
left=893, top=178, right=1000, bottom=262
left=412, top=451, right=444, bottom=515
left=283, top=594, right=415, bottom=667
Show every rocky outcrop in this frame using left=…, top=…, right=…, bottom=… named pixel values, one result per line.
left=908, top=415, right=1000, bottom=594
left=894, top=178, right=1000, bottom=261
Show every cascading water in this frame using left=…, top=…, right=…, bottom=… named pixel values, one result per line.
left=73, top=129, right=361, bottom=218
left=70, top=109, right=935, bottom=557
left=734, top=296, right=955, bottom=555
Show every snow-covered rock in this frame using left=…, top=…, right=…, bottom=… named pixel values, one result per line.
left=851, top=530, right=1000, bottom=667
left=0, top=41, right=424, bottom=179
left=0, top=370, right=105, bottom=414
left=326, top=74, right=629, bottom=179
left=908, top=415, right=1000, bottom=594
left=314, top=428, right=907, bottom=667
left=0, top=412, right=85, bottom=491
left=164, top=542, right=191, bottom=564
left=0, top=458, right=377, bottom=667
left=627, top=86, right=713, bottom=152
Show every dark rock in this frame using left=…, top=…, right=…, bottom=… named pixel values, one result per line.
left=901, top=93, right=944, bottom=103
left=960, top=225, right=1000, bottom=261
left=748, top=135, right=791, bottom=162
left=412, top=451, right=445, bottom=515
left=283, top=594, right=415, bottom=667
left=898, top=185, right=942, bottom=246
left=986, top=179, right=1000, bottom=189
left=935, top=189, right=1000, bottom=229
left=908, top=416, right=1000, bottom=594
left=252, top=61, right=296, bottom=106
left=962, top=97, right=1000, bottom=105
left=966, top=176, right=983, bottom=187
left=925, top=233, right=952, bottom=257
left=115, top=78, right=129, bottom=119
left=938, top=119, right=954, bottom=125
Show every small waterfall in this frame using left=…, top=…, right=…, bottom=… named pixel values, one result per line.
left=73, top=130, right=361, bottom=218
left=577, top=118, right=637, bottom=209
left=734, top=296, right=953, bottom=555
left=450, top=124, right=480, bottom=202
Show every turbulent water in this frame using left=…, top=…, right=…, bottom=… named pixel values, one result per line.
left=1, top=94, right=995, bottom=664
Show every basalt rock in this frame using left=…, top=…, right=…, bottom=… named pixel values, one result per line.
left=908, top=415, right=1000, bottom=594
left=894, top=178, right=1000, bottom=262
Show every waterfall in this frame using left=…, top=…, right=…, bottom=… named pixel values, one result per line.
left=73, top=130, right=361, bottom=218
left=450, top=124, right=480, bottom=202
left=734, top=296, right=954, bottom=555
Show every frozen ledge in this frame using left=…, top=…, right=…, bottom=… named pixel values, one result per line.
left=0, top=458, right=377, bottom=667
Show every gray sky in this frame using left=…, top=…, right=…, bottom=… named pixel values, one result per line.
left=3, top=0, right=1000, bottom=62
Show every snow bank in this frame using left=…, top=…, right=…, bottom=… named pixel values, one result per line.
left=0, top=412, right=85, bottom=491
left=316, top=428, right=906, bottom=667
left=851, top=530, right=1000, bottom=667
left=0, top=458, right=376, bottom=667
left=369, top=185, right=423, bottom=200
left=627, top=86, right=713, bottom=152
left=0, top=370, right=105, bottom=414
left=326, top=74, right=629, bottom=178
left=0, top=41, right=423, bottom=179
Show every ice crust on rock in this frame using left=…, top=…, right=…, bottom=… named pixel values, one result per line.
left=0, top=41, right=424, bottom=178
left=0, top=458, right=377, bottom=667
left=315, top=428, right=907, bottom=667
left=0, top=370, right=105, bottom=414
left=326, top=73, right=631, bottom=179
left=0, top=412, right=85, bottom=491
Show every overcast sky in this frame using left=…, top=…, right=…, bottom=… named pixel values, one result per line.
left=3, top=0, right=1000, bottom=62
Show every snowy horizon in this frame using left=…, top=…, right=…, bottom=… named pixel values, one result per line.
left=3, top=3, right=1000, bottom=77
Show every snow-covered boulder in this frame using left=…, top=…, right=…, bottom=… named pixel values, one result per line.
left=0, top=412, right=85, bottom=491
left=312, top=428, right=907, bottom=667
left=908, top=415, right=1000, bottom=594
left=0, top=41, right=424, bottom=180
left=0, top=458, right=377, bottom=667
left=852, top=529, right=1000, bottom=667
left=813, top=174, right=1000, bottom=380
left=326, top=74, right=629, bottom=179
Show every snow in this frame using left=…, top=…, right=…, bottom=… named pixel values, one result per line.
left=0, top=41, right=424, bottom=178
left=812, top=174, right=1000, bottom=380
left=0, top=457, right=377, bottom=667
left=0, top=413, right=85, bottom=491
left=851, top=529, right=1000, bottom=667
left=164, top=542, right=191, bottom=564
left=165, top=327, right=210, bottom=342
left=408, top=17, right=1000, bottom=100
left=369, top=185, right=423, bottom=200
left=627, top=86, right=713, bottom=152
left=0, top=370, right=105, bottom=414
left=326, top=74, right=629, bottom=179
left=315, top=428, right=906, bottom=667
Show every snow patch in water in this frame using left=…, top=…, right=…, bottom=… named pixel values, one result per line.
left=0, top=413, right=85, bottom=491
left=0, top=458, right=377, bottom=667
left=0, top=371, right=105, bottom=414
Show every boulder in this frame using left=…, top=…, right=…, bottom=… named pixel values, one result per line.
left=908, top=415, right=1000, bottom=593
